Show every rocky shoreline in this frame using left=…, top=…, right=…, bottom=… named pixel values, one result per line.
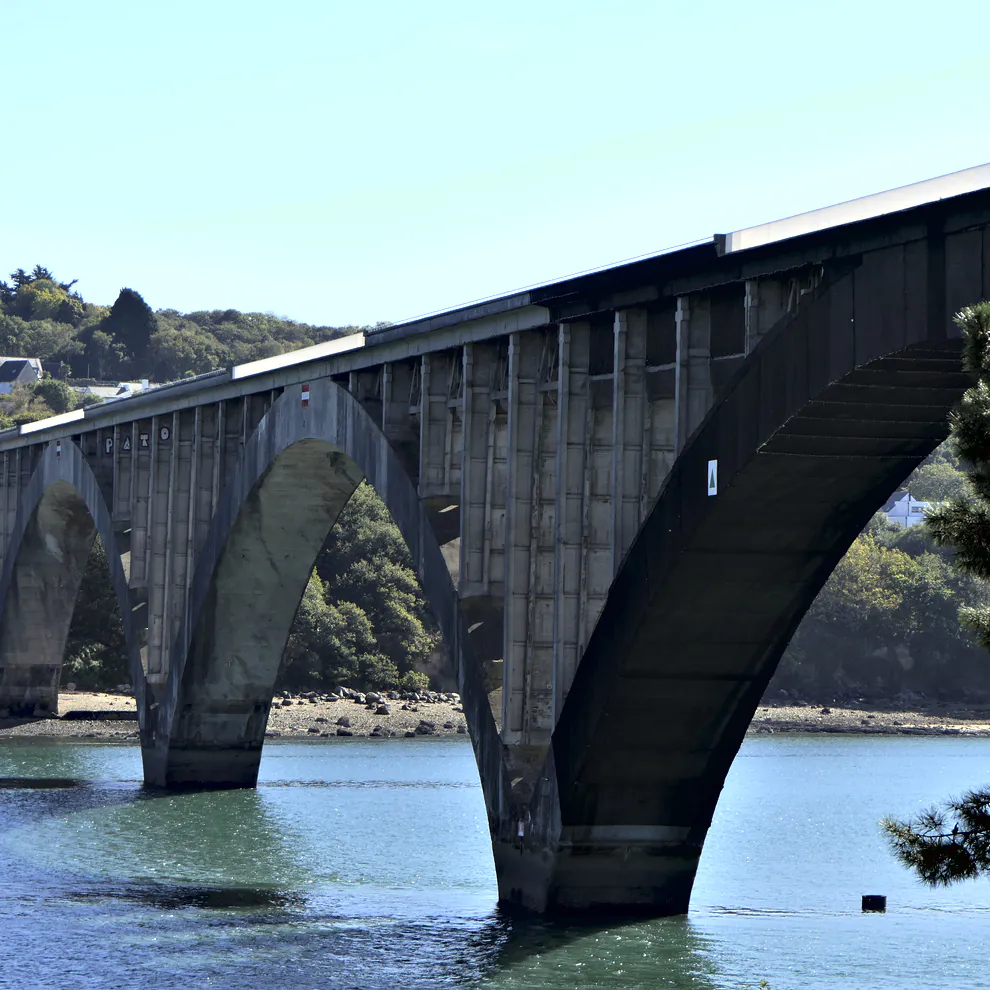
left=0, top=688, right=469, bottom=741
left=751, top=699, right=990, bottom=736
left=2, top=691, right=990, bottom=742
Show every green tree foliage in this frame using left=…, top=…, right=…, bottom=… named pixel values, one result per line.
left=774, top=514, right=989, bottom=700
left=100, top=288, right=157, bottom=365
left=883, top=789, right=990, bottom=887
left=0, top=263, right=422, bottom=692
left=62, top=537, right=129, bottom=690
left=0, top=382, right=59, bottom=429
left=0, top=265, right=359, bottom=383
left=881, top=302, right=990, bottom=887
left=924, top=304, right=990, bottom=654
left=30, top=374, right=77, bottom=414
left=277, top=484, right=441, bottom=691
left=909, top=443, right=972, bottom=501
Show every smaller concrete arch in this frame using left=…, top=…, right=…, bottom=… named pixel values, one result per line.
left=147, top=379, right=505, bottom=821
left=0, top=442, right=143, bottom=717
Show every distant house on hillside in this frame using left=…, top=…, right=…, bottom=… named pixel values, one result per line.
left=70, top=379, right=154, bottom=402
left=0, top=357, right=43, bottom=395
left=881, top=491, right=932, bottom=528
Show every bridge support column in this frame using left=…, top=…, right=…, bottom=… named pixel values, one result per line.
left=493, top=838, right=702, bottom=915
left=490, top=758, right=706, bottom=914
left=143, top=718, right=270, bottom=790
left=0, top=481, right=96, bottom=716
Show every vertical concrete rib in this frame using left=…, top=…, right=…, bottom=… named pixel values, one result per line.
left=502, top=333, right=539, bottom=744
left=485, top=340, right=510, bottom=600
left=211, top=402, right=223, bottom=518
left=419, top=353, right=453, bottom=498
left=611, top=308, right=648, bottom=573
left=158, top=412, right=180, bottom=682
left=745, top=277, right=789, bottom=354
left=1, top=453, right=9, bottom=561
left=184, top=406, right=201, bottom=612
left=552, top=322, right=590, bottom=717
left=522, top=339, right=557, bottom=743
left=459, top=344, right=495, bottom=597
left=674, top=296, right=713, bottom=452
left=578, top=334, right=615, bottom=654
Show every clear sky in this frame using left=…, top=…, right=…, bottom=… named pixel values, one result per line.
left=3, top=1, right=989, bottom=327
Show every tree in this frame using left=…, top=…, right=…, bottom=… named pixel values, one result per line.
left=883, top=788, right=990, bottom=886
left=910, top=458, right=972, bottom=502
left=101, top=287, right=157, bottom=365
left=30, top=375, right=77, bottom=414
left=883, top=301, right=990, bottom=883
left=924, top=302, right=990, bottom=652
left=63, top=537, right=129, bottom=690
left=275, top=483, right=443, bottom=691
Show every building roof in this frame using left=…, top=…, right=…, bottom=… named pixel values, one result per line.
left=880, top=492, right=931, bottom=513
left=0, top=360, right=28, bottom=383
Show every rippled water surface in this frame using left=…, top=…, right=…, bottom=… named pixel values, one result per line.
left=1, top=735, right=989, bottom=988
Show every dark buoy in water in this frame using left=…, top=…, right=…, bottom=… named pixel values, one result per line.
left=862, top=894, right=886, bottom=912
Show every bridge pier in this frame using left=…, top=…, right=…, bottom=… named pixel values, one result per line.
left=143, top=740, right=266, bottom=789
left=0, top=665, right=60, bottom=718
left=493, top=832, right=701, bottom=916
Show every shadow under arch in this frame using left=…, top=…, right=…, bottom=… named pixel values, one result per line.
left=0, top=442, right=143, bottom=717
left=535, top=262, right=976, bottom=914
left=145, top=378, right=507, bottom=823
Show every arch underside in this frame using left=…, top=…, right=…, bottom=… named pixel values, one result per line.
left=0, top=447, right=140, bottom=717
left=145, top=440, right=364, bottom=786
left=534, top=267, right=973, bottom=913
left=147, top=382, right=504, bottom=812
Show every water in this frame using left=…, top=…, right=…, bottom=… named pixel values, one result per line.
left=0, top=735, right=988, bottom=989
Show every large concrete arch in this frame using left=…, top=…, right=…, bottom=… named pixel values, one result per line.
left=0, top=442, right=143, bottom=716
left=143, top=379, right=507, bottom=821
left=507, top=263, right=976, bottom=913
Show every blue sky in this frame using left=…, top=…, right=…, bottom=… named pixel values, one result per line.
left=3, top=1, right=989, bottom=327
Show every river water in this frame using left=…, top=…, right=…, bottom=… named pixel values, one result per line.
left=0, top=735, right=987, bottom=989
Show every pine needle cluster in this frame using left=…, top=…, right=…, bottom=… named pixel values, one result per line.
left=882, top=788, right=990, bottom=886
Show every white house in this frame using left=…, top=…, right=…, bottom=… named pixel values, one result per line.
left=71, top=379, right=154, bottom=402
left=0, top=357, right=43, bottom=395
left=881, top=491, right=932, bottom=528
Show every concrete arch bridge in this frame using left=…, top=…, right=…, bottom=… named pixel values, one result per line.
left=2, top=165, right=990, bottom=914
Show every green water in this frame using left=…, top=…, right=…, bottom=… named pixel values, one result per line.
left=0, top=735, right=988, bottom=988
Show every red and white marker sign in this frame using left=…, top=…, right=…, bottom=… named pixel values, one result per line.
left=301, top=383, right=310, bottom=407
left=55, top=440, right=61, bottom=458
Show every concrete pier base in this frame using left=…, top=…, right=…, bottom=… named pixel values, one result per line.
left=493, top=830, right=702, bottom=916
left=0, top=663, right=60, bottom=717
left=142, top=744, right=264, bottom=790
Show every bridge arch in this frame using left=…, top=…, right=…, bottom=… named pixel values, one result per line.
left=143, top=379, right=506, bottom=819
left=0, top=442, right=143, bottom=717
left=524, top=261, right=976, bottom=914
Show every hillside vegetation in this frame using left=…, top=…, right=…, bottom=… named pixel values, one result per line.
left=3, top=265, right=988, bottom=700
left=1, top=267, right=434, bottom=693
